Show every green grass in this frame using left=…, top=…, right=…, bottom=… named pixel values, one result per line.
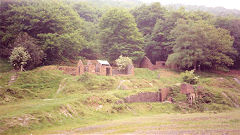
left=0, top=66, right=240, bottom=135
left=45, top=109, right=240, bottom=135
left=0, top=58, right=12, bottom=73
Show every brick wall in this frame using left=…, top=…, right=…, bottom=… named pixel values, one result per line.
left=140, top=56, right=154, bottom=70
left=159, top=88, right=170, bottom=101
left=140, top=56, right=166, bottom=70
left=76, top=60, right=84, bottom=75
left=124, top=92, right=160, bottom=103
left=99, top=65, right=112, bottom=76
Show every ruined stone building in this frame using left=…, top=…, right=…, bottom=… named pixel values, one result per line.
left=139, top=56, right=166, bottom=70
left=139, top=56, right=177, bottom=70
left=77, top=60, right=112, bottom=76
left=76, top=59, right=134, bottom=76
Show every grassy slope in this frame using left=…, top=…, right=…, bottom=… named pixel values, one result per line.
left=66, top=109, right=240, bottom=134
left=0, top=66, right=240, bottom=135
left=0, top=58, right=12, bottom=73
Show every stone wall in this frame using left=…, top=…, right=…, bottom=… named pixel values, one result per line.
left=140, top=56, right=154, bottom=70
left=126, top=64, right=134, bottom=75
left=58, top=66, right=77, bottom=76
left=124, top=92, right=160, bottom=103
left=99, top=65, right=112, bottom=76
left=180, top=83, right=194, bottom=94
left=140, top=56, right=166, bottom=70
left=159, top=88, right=170, bottom=102
left=76, top=60, right=84, bottom=75
left=112, top=64, right=134, bottom=76
left=154, top=61, right=166, bottom=69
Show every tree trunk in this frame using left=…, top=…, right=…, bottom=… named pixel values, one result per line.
left=20, top=65, right=23, bottom=72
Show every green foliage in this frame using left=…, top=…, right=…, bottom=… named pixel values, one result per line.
left=167, top=19, right=236, bottom=70
left=78, top=73, right=116, bottom=91
left=9, top=47, right=31, bottom=70
left=146, top=9, right=214, bottom=63
left=1, top=0, right=89, bottom=62
left=180, top=70, right=199, bottom=84
left=0, top=58, right=12, bottom=73
left=145, top=8, right=188, bottom=62
left=99, top=8, right=145, bottom=62
left=131, top=2, right=166, bottom=36
left=215, top=17, right=240, bottom=68
left=115, top=55, right=133, bottom=71
left=11, top=33, right=45, bottom=69
left=169, top=85, right=187, bottom=102
left=72, top=2, right=102, bottom=23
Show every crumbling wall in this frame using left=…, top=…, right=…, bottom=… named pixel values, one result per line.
left=126, top=64, right=134, bottom=75
left=58, top=66, right=77, bottom=76
left=140, top=56, right=154, bottom=70
left=99, top=65, right=112, bottom=76
left=159, top=88, right=170, bottom=102
left=76, top=60, right=84, bottom=75
left=140, top=56, right=167, bottom=70
left=153, top=61, right=166, bottom=69
left=124, top=92, right=160, bottom=103
left=112, top=64, right=134, bottom=76
left=180, top=83, right=194, bottom=94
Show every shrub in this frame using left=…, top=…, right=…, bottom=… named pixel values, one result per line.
left=9, top=47, right=31, bottom=71
left=115, top=55, right=133, bottom=71
left=180, top=70, right=199, bottom=84
left=12, top=33, right=45, bottom=69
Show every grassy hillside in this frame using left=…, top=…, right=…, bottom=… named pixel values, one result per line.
left=0, top=58, right=12, bottom=73
left=0, top=66, right=240, bottom=135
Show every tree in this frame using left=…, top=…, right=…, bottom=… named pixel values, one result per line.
left=12, top=33, right=45, bottom=69
left=115, top=55, right=133, bottom=71
left=9, top=47, right=31, bottom=71
left=99, top=8, right=144, bottom=62
left=146, top=9, right=214, bottom=63
left=215, top=17, right=240, bottom=68
left=131, top=2, right=166, bottom=36
left=145, top=8, right=188, bottom=63
left=166, top=19, right=236, bottom=70
left=1, top=0, right=89, bottom=62
left=72, top=2, right=102, bottom=23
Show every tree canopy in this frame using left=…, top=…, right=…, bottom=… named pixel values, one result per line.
left=0, top=0, right=89, bottom=62
left=99, top=8, right=144, bottom=62
left=1, top=0, right=240, bottom=70
left=167, top=19, right=236, bottom=70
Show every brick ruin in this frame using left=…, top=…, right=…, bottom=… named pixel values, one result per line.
left=76, top=60, right=134, bottom=76
left=123, top=88, right=171, bottom=103
left=76, top=60, right=113, bottom=76
left=139, top=56, right=177, bottom=70
left=122, top=84, right=199, bottom=104
left=139, top=56, right=166, bottom=70
left=56, top=59, right=134, bottom=76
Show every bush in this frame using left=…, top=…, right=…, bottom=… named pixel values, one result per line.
left=180, top=70, right=199, bottom=84
left=12, top=33, right=45, bottom=69
left=9, top=47, right=31, bottom=71
left=115, top=55, right=133, bottom=71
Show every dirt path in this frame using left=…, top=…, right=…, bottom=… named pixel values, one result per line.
left=49, top=110, right=240, bottom=135
left=8, top=72, right=18, bottom=86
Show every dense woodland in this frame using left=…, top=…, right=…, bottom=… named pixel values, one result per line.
left=1, top=0, right=240, bottom=71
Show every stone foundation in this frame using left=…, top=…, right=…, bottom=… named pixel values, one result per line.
left=124, top=92, right=160, bottom=103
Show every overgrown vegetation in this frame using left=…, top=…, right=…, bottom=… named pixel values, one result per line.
left=0, top=58, right=12, bottom=73
left=9, top=47, right=31, bottom=71
left=1, top=0, right=240, bottom=134
left=115, top=56, right=133, bottom=71
left=180, top=70, right=199, bottom=84
left=0, top=67, right=239, bottom=134
left=1, top=0, right=240, bottom=70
